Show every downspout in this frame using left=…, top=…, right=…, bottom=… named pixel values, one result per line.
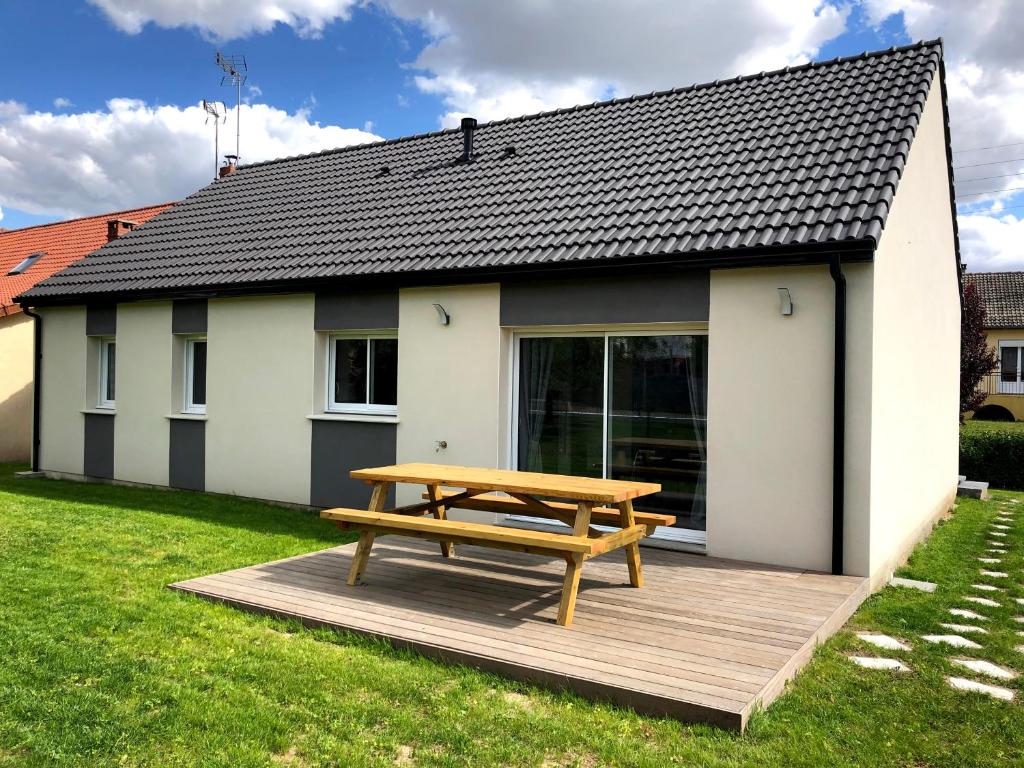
left=22, top=306, right=42, bottom=472
left=828, top=256, right=846, bottom=575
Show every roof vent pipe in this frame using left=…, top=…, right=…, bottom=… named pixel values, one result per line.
left=460, top=117, right=477, bottom=162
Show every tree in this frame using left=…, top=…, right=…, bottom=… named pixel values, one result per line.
left=961, top=280, right=998, bottom=416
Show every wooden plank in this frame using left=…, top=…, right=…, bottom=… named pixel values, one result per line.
left=346, top=531, right=375, bottom=585
left=426, top=483, right=454, bottom=558
left=617, top=500, right=644, bottom=588
left=351, top=463, right=660, bottom=503
left=557, top=552, right=584, bottom=626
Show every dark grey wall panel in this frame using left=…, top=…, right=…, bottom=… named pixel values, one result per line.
left=500, top=270, right=710, bottom=326
left=86, top=304, right=117, bottom=336
left=315, top=289, right=399, bottom=331
left=310, top=420, right=396, bottom=508
left=169, top=419, right=205, bottom=491
left=172, top=299, right=208, bottom=334
left=83, top=413, right=114, bottom=479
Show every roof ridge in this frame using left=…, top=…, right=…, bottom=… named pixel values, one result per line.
left=966, top=270, right=1024, bottom=276
left=0, top=202, right=176, bottom=236
left=241, top=39, right=943, bottom=172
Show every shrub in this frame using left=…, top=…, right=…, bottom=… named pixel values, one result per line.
left=960, top=422, right=1024, bottom=490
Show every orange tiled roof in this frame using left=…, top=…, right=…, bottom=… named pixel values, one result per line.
left=0, top=203, right=174, bottom=316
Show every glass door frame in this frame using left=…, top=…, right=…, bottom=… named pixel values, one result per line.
left=507, top=324, right=709, bottom=547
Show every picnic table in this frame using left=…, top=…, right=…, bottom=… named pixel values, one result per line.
left=320, top=463, right=671, bottom=626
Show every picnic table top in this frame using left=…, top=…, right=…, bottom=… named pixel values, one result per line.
left=351, top=463, right=661, bottom=504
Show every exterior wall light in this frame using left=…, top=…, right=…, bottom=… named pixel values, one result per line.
left=777, top=288, right=793, bottom=317
left=432, top=303, right=451, bottom=325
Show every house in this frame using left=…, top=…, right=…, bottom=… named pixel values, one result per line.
left=0, top=204, right=172, bottom=462
left=17, top=40, right=960, bottom=588
left=964, top=271, right=1024, bottom=421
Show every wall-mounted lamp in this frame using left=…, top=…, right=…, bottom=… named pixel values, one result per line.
left=777, top=288, right=794, bottom=317
left=432, top=303, right=451, bottom=326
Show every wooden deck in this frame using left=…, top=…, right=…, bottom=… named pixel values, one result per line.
left=170, top=539, right=869, bottom=730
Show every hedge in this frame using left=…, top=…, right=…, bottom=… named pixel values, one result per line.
left=960, top=423, right=1024, bottom=490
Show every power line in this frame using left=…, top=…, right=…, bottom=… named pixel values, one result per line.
left=957, top=202, right=1024, bottom=214
left=953, top=156, right=1024, bottom=170
left=957, top=170, right=1024, bottom=184
left=957, top=186, right=1024, bottom=198
left=954, top=140, right=1024, bottom=154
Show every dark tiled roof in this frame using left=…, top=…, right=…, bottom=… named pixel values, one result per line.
left=965, top=272, right=1024, bottom=328
left=1, top=203, right=173, bottom=314
left=22, top=40, right=946, bottom=303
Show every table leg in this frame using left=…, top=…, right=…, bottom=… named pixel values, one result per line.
left=557, top=552, right=584, bottom=626
left=426, top=483, right=454, bottom=558
left=346, top=480, right=390, bottom=585
left=617, top=500, right=644, bottom=588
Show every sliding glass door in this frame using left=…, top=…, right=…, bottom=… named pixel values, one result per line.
left=515, top=331, right=708, bottom=544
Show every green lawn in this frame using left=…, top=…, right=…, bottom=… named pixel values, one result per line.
left=962, top=418, right=1024, bottom=435
left=1, top=465, right=1022, bottom=767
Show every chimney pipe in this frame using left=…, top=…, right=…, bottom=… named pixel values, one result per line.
left=460, top=117, right=477, bottom=162
left=219, top=154, right=238, bottom=178
left=106, top=219, right=137, bottom=242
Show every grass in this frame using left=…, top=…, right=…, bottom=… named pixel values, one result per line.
left=1, top=465, right=1023, bottom=767
left=962, top=419, right=1024, bottom=435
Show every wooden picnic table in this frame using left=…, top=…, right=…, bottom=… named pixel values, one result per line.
left=321, top=463, right=668, bottom=626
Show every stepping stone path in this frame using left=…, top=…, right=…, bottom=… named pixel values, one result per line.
left=978, top=557, right=1002, bottom=564
left=947, top=677, right=1015, bottom=701
left=972, top=584, right=1002, bottom=591
left=922, top=634, right=982, bottom=649
left=890, top=577, right=936, bottom=592
left=991, top=532, right=1007, bottom=538
left=849, top=656, right=910, bottom=672
left=992, top=524, right=1011, bottom=531
left=941, top=623, right=988, bottom=634
left=857, top=633, right=910, bottom=652
left=980, top=570, right=1008, bottom=577
left=949, top=608, right=988, bottom=621
left=951, top=658, right=1017, bottom=680
left=964, top=596, right=1001, bottom=608
left=987, top=548, right=1007, bottom=555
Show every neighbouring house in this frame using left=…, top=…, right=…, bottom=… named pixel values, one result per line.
left=17, top=40, right=960, bottom=587
left=964, top=271, right=1024, bottom=421
left=0, top=204, right=172, bottom=462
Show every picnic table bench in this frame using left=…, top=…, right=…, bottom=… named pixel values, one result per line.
left=320, top=463, right=670, bottom=626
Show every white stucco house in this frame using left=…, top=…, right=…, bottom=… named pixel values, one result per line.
left=17, top=40, right=961, bottom=588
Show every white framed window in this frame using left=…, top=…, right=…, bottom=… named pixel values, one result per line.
left=327, top=332, right=398, bottom=415
left=97, top=337, right=116, bottom=409
left=183, top=336, right=208, bottom=414
left=998, top=340, right=1024, bottom=395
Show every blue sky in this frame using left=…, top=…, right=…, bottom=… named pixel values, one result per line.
left=1, top=1, right=1022, bottom=269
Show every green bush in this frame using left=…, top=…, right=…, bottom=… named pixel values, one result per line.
left=960, top=421, right=1024, bottom=490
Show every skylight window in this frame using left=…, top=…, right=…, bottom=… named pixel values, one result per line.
left=7, top=252, right=43, bottom=275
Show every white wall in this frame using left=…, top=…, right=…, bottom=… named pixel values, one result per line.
left=0, top=312, right=34, bottom=462
left=205, top=294, right=315, bottom=505
left=38, top=306, right=87, bottom=474
left=113, top=301, right=172, bottom=485
left=868, top=80, right=960, bottom=582
left=395, top=284, right=504, bottom=512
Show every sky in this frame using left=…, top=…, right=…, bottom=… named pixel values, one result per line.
left=1, top=0, right=1022, bottom=271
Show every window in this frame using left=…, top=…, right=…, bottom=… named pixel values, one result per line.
left=515, top=331, right=708, bottom=544
left=98, top=338, right=116, bottom=408
left=327, top=333, right=398, bottom=414
left=999, top=341, right=1024, bottom=395
left=7, top=251, right=43, bottom=276
left=184, top=337, right=208, bottom=414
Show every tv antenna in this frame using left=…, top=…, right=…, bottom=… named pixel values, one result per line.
left=201, top=100, right=227, bottom=180
left=215, top=51, right=247, bottom=162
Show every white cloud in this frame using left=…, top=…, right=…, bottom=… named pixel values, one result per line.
left=53, top=97, right=74, bottom=109
left=384, top=0, right=849, bottom=126
left=864, top=0, right=1024, bottom=268
left=0, top=99, right=379, bottom=219
left=362, top=119, right=374, bottom=132
left=88, top=0, right=359, bottom=39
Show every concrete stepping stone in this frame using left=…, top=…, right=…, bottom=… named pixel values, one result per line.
left=1016, top=617, right=1024, bottom=624
left=947, top=677, right=1015, bottom=701
left=1015, top=598, right=1024, bottom=606
left=952, top=658, right=1017, bottom=680
left=941, top=623, right=989, bottom=634
left=992, top=523, right=1011, bottom=529
left=986, top=548, right=1007, bottom=555
left=922, top=634, right=982, bottom=649
left=980, top=570, right=1008, bottom=577
left=890, top=577, right=936, bottom=592
left=849, top=656, right=910, bottom=672
left=964, top=596, right=1001, bottom=608
left=990, top=532, right=1008, bottom=538
left=978, top=558, right=1002, bottom=564
left=857, top=633, right=911, bottom=652
left=950, top=608, right=988, bottom=620
left=972, top=584, right=1002, bottom=591
left=1017, top=645, right=1024, bottom=654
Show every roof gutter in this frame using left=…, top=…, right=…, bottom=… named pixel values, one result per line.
left=21, top=306, right=42, bottom=472
left=828, top=255, right=846, bottom=575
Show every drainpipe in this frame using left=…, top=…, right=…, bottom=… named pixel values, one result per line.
left=828, top=256, right=846, bottom=576
left=22, top=306, right=42, bottom=472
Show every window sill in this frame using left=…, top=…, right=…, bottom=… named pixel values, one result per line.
left=307, top=413, right=399, bottom=424
left=81, top=408, right=116, bottom=416
left=165, top=413, right=208, bottom=421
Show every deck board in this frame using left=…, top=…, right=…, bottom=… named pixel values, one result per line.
left=171, top=539, right=868, bottom=730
